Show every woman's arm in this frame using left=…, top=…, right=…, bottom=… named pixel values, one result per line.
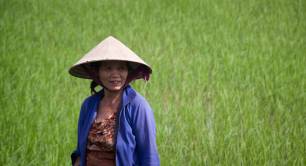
left=71, top=99, right=88, bottom=166
left=71, top=149, right=80, bottom=166
left=73, top=157, right=80, bottom=166
left=132, top=99, right=160, bottom=166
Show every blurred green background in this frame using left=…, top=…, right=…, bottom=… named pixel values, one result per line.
left=0, top=0, right=305, bottom=165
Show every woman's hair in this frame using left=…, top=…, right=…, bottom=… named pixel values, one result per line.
left=90, top=62, right=100, bottom=95
left=90, top=80, right=99, bottom=95
left=90, top=61, right=132, bottom=95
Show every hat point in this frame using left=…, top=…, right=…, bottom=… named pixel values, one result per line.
left=105, top=35, right=117, bottom=40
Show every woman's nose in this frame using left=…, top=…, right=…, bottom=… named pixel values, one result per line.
left=110, top=68, right=120, bottom=75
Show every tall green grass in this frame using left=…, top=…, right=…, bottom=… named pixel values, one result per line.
left=1, top=0, right=305, bottom=165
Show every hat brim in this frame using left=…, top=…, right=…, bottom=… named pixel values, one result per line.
left=69, top=59, right=152, bottom=80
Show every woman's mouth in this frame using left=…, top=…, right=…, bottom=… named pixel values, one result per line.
left=109, top=80, right=121, bottom=85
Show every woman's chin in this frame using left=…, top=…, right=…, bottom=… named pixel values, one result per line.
left=105, top=86, right=124, bottom=92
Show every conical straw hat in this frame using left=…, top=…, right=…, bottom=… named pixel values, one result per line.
left=69, top=36, right=152, bottom=82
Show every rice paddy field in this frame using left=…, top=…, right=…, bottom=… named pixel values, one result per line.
left=1, top=0, right=306, bottom=165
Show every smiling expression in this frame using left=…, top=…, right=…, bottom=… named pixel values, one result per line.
left=98, top=61, right=128, bottom=92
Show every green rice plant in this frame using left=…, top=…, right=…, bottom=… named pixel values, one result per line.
left=0, top=0, right=305, bottom=165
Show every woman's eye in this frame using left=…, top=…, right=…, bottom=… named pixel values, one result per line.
left=119, top=65, right=127, bottom=70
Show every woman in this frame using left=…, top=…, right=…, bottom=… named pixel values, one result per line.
left=69, top=36, right=160, bottom=166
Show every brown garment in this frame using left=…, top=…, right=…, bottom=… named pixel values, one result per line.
left=86, top=112, right=117, bottom=166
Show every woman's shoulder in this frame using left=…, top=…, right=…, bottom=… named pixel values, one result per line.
left=81, top=91, right=101, bottom=109
left=126, top=87, right=155, bottom=126
left=126, top=86, right=150, bottom=107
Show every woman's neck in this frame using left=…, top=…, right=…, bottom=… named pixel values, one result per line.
left=103, top=89, right=123, bottom=105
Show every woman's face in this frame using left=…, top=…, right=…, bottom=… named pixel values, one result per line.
left=98, top=61, right=128, bottom=92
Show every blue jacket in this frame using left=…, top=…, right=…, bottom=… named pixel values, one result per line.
left=71, top=85, right=160, bottom=166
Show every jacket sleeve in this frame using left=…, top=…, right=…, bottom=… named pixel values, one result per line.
left=71, top=100, right=87, bottom=165
left=132, top=99, right=160, bottom=166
